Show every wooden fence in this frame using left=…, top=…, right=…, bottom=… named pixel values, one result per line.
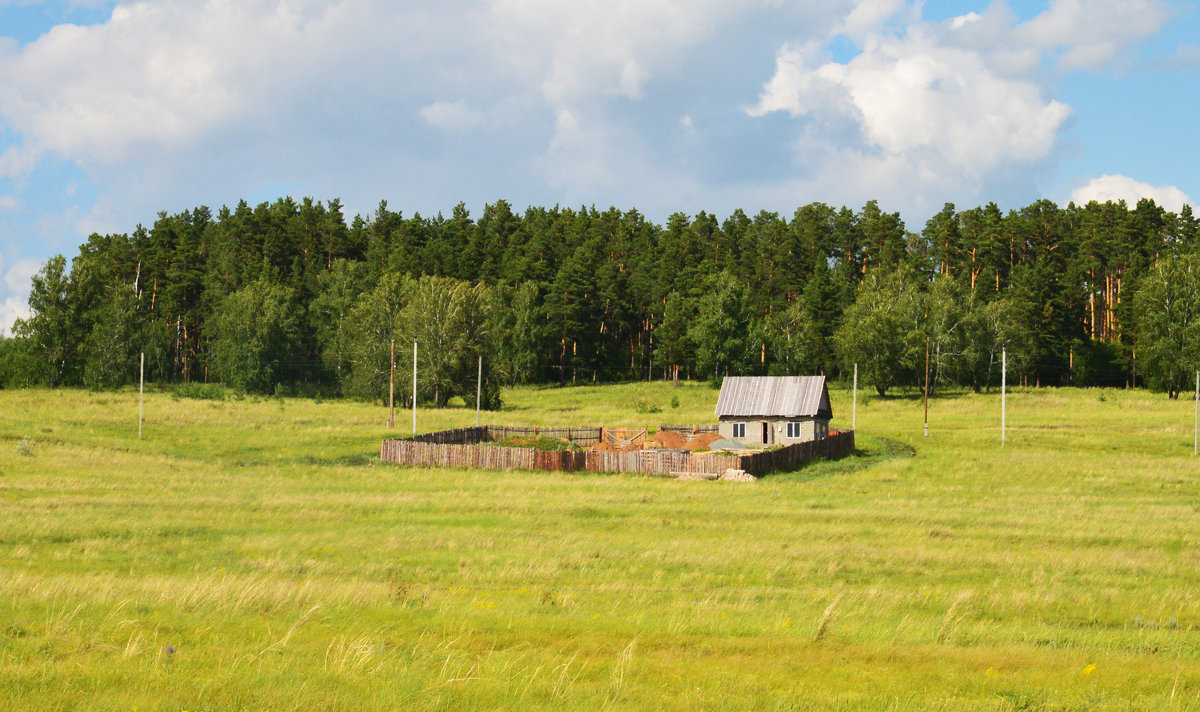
left=382, top=426, right=854, bottom=477
left=484, top=426, right=602, bottom=446
left=657, top=424, right=720, bottom=434
left=602, top=428, right=648, bottom=447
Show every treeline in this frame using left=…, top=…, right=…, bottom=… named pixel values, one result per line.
left=3, top=195, right=1199, bottom=402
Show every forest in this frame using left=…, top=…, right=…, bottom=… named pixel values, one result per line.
left=3, top=195, right=1200, bottom=404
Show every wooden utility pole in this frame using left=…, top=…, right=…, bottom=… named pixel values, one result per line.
left=476, top=355, right=482, bottom=428
left=138, top=352, right=144, bottom=439
left=1194, top=370, right=1198, bottom=456
left=852, top=363, right=857, bottom=431
left=387, top=339, right=395, bottom=428
left=923, top=338, right=930, bottom=438
left=1001, top=347, right=1007, bottom=445
left=412, top=339, right=418, bottom=435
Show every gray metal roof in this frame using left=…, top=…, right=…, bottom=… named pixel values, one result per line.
left=714, top=376, right=831, bottom=419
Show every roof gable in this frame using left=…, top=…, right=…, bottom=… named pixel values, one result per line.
left=714, top=376, right=832, bottom=419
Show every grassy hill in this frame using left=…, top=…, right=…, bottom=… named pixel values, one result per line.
left=1, top=382, right=1198, bottom=710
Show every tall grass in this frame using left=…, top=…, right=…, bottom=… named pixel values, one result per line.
left=1, top=382, right=1199, bottom=709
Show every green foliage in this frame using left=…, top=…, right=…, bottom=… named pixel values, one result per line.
left=633, top=398, right=662, bottom=414
left=210, top=280, right=299, bottom=393
left=13, top=256, right=81, bottom=387
left=401, top=276, right=496, bottom=408
left=0, top=334, right=38, bottom=388
left=309, top=259, right=367, bottom=391
left=342, top=272, right=410, bottom=403
left=1132, top=254, right=1200, bottom=398
left=689, top=271, right=752, bottom=382
left=9, top=194, right=1200, bottom=396
left=340, top=274, right=501, bottom=409
left=834, top=269, right=923, bottom=396
left=171, top=382, right=232, bottom=401
left=489, top=281, right=543, bottom=386
left=653, top=291, right=693, bottom=378
left=82, top=286, right=143, bottom=389
left=491, top=435, right=581, bottom=451
left=761, top=299, right=820, bottom=376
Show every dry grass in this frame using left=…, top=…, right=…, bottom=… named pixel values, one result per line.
left=1, top=382, right=1199, bottom=709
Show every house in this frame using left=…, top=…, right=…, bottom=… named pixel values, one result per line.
left=714, top=376, right=832, bottom=446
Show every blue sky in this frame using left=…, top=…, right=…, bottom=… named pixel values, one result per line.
left=1, top=0, right=1197, bottom=333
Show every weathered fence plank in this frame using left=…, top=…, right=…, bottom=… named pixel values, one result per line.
left=381, top=427, right=855, bottom=477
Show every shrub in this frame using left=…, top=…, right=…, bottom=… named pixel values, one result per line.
left=634, top=399, right=662, bottom=414
left=172, top=383, right=231, bottom=401
left=492, top=435, right=581, bottom=452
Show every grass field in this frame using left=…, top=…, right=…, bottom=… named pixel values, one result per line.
left=2, top=381, right=1199, bottom=710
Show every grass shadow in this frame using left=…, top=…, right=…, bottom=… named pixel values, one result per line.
left=766, top=436, right=916, bottom=483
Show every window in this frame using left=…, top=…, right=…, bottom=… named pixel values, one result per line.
left=786, top=422, right=801, bottom=439
left=732, top=423, right=745, bottom=438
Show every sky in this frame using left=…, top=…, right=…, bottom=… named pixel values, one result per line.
left=1, top=0, right=1198, bottom=334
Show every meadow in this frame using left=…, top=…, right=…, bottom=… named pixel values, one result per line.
left=1, top=381, right=1199, bottom=710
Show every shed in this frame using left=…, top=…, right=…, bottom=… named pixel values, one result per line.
left=714, top=376, right=832, bottom=446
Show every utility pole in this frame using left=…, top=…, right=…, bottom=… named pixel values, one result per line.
left=138, top=352, right=144, bottom=439
left=388, top=339, right=395, bottom=428
left=476, top=355, right=482, bottom=427
left=1194, top=370, right=1198, bottom=456
left=852, top=363, right=857, bottom=431
left=412, top=339, right=418, bottom=435
left=1001, top=347, right=1007, bottom=445
left=923, top=338, right=930, bottom=438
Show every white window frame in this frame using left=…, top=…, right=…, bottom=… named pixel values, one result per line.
left=786, top=421, right=801, bottom=439
left=732, top=422, right=746, bottom=438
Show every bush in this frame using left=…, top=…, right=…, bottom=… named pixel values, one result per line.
left=171, top=383, right=231, bottom=401
left=634, top=399, right=662, bottom=414
left=492, top=435, right=581, bottom=452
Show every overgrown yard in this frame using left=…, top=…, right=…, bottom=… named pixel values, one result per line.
left=1, top=382, right=1199, bottom=710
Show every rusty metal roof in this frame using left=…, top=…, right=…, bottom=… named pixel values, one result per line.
left=714, top=376, right=831, bottom=419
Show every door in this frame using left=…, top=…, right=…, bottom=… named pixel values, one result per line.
left=761, top=422, right=770, bottom=445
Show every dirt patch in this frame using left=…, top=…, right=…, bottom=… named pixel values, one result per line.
left=620, top=442, right=645, bottom=452
left=590, top=441, right=618, bottom=452
left=682, top=432, right=722, bottom=450
left=652, top=430, right=688, bottom=449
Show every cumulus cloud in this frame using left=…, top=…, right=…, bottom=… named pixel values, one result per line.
left=1152, top=43, right=1200, bottom=70
left=486, top=0, right=752, bottom=105
left=1017, top=0, right=1170, bottom=70
left=419, top=100, right=483, bottom=133
left=0, top=0, right=499, bottom=176
left=749, top=25, right=1071, bottom=213
left=1070, top=175, right=1193, bottom=213
left=745, top=0, right=1178, bottom=214
left=0, top=0, right=1185, bottom=327
left=0, top=255, right=38, bottom=336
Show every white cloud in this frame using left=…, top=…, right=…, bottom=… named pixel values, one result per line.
left=0, top=0, right=474, bottom=174
left=487, top=0, right=750, bottom=105
left=749, top=27, right=1071, bottom=212
left=4, top=256, right=39, bottom=293
left=0, top=256, right=38, bottom=336
left=1070, top=175, right=1193, bottom=213
left=1153, top=43, right=1200, bottom=70
left=0, top=0, right=1185, bottom=303
left=1017, top=0, right=1169, bottom=70
left=0, top=194, right=17, bottom=211
left=419, top=100, right=483, bottom=133
left=834, top=0, right=907, bottom=40
left=0, top=296, right=30, bottom=337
